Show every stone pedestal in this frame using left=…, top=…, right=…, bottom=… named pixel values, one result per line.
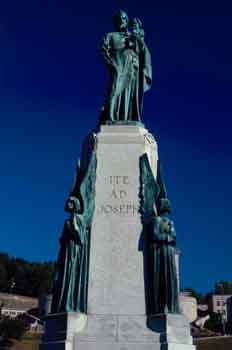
left=73, top=314, right=195, bottom=350
left=88, top=125, right=158, bottom=316
left=41, top=313, right=195, bottom=350
left=40, top=125, right=195, bottom=350
left=40, top=312, right=87, bottom=350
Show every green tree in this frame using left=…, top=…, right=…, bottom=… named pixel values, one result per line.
left=204, top=312, right=223, bottom=333
left=215, top=281, right=232, bottom=295
left=181, top=288, right=206, bottom=304
left=0, top=251, right=54, bottom=297
left=0, top=317, right=26, bottom=341
left=0, top=265, right=8, bottom=291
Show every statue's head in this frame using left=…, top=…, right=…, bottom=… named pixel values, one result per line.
left=113, top=10, right=129, bottom=31
left=65, top=196, right=81, bottom=213
left=159, top=198, right=172, bottom=215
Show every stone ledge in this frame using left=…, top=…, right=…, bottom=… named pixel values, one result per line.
left=41, top=340, right=196, bottom=350
left=74, top=341, right=196, bottom=350
left=40, top=313, right=196, bottom=350
left=97, top=125, right=157, bottom=146
left=77, top=314, right=193, bottom=345
left=40, top=340, right=72, bottom=350
left=41, top=312, right=87, bottom=342
left=100, top=124, right=147, bottom=133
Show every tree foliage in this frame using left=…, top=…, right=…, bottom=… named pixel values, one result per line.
left=214, top=281, right=232, bottom=295
left=181, top=287, right=207, bottom=304
left=182, top=280, right=232, bottom=304
left=0, top=317, right=26, bottom=341
left=0, top=252, right=54, bottom=298
left=204, top=312, right=223, bottom=333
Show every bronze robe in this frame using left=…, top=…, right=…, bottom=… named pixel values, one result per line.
left=100, top=31, right=152, bottom=122
left=51, top=215, right=89, bottom=313
left=152, top=216, right=180, bottom=314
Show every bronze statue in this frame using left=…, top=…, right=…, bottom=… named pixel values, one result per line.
left=100, top=10, right=152, bottom=123
left=51, top=146, right=97, bottom=314
left=140, top=154, right=180, bottom=315
left=152, top=199, right=180, bottom=314
left=51, top=197, right=89, bottom=313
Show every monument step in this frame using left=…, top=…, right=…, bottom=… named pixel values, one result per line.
left=40, top=313, right=196, bottom=350
left=76, top=314, right=193, bottom=345
left=74, top=341, right=196, bottom=350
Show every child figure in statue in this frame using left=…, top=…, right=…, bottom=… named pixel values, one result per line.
left=131, top=17, right=145, bottom=53
left=152, top=198, right=180, bottom=314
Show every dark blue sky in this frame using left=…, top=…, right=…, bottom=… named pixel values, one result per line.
left=0, top=1, right=231, bottom=293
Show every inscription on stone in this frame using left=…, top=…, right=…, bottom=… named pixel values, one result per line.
left=97, top=175, right=139, bottom=216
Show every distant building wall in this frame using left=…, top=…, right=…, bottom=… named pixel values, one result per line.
left=0, top=292, right=38, bottom=319
left=227, top=296, right=232, bottom=322
left=179, top=293, right=197, bottom=323
left=209, top=294, right=232, bottom=322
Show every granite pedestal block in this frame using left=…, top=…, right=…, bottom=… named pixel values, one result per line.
left=41, top=313, right=195, bottom=350
left=40, top=312, right=87, bottom=350
left=88, top=125, right=158, bottom=316
left=40, top=126, right=195, bottom=350
left=74, top=314, right=196, bottom=349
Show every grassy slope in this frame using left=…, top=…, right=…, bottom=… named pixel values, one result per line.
left=11, top=336, right=232, bottom=350
left=194, top=337, right=232, bottom=350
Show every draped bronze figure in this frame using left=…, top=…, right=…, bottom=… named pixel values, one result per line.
left=152, top=199, right=180, bottom=314
left=140, top=154, right=180, bottom=315
left=51, top=197, right=89, bottom=313
left=51, top=147, right=97, bottom=314
left=100, top=10, right=152, bottom=123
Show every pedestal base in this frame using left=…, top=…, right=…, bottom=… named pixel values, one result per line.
left=73, top=343, right=195, bottom=350
left=40, top=313, right=196, bottom=350
left=39, top=312, right=87, bottom=350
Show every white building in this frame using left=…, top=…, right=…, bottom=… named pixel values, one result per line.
left=0, top=292, right=38, bottom=319
left=179, top=292, right=197, bottom=323
left=209, top=294, right=232, bottom=322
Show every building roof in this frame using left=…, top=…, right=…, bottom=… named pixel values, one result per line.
left=211, top=294, right=232, bottom=300
left=17, top=312, right=43, bottom=325
left=0, top=292, right=38, bottom=311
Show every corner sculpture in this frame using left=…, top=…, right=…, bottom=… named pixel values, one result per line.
left=51, top=149, right=97, bottom=314
left=140, top=154, right=180, bottom=314
left=152, top=198, right=180, bottom=314
left=99, top=10, right=152, bottom=124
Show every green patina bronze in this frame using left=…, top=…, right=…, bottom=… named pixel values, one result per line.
left=140, top=154, right=180, bottom=315
left=99, top=10, right=152, bottom=124
left=51, top=148, right=97, bottom=314
left=152, top=199, right=180, bottom=314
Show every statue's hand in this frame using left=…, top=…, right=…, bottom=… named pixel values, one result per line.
left=138, top=35, right=144, bottom=44
left=154, top=232, right=169, bottom=243
left=137, top=34, right=145, bottom=51
left=160, top=217, right=171, bottom=233
left=167, top=234, right=176, bottom=244
left=109, top=61, right=119, bottom=74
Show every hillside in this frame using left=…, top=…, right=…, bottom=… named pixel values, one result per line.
left=194, top=336, right=232, bottom=350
